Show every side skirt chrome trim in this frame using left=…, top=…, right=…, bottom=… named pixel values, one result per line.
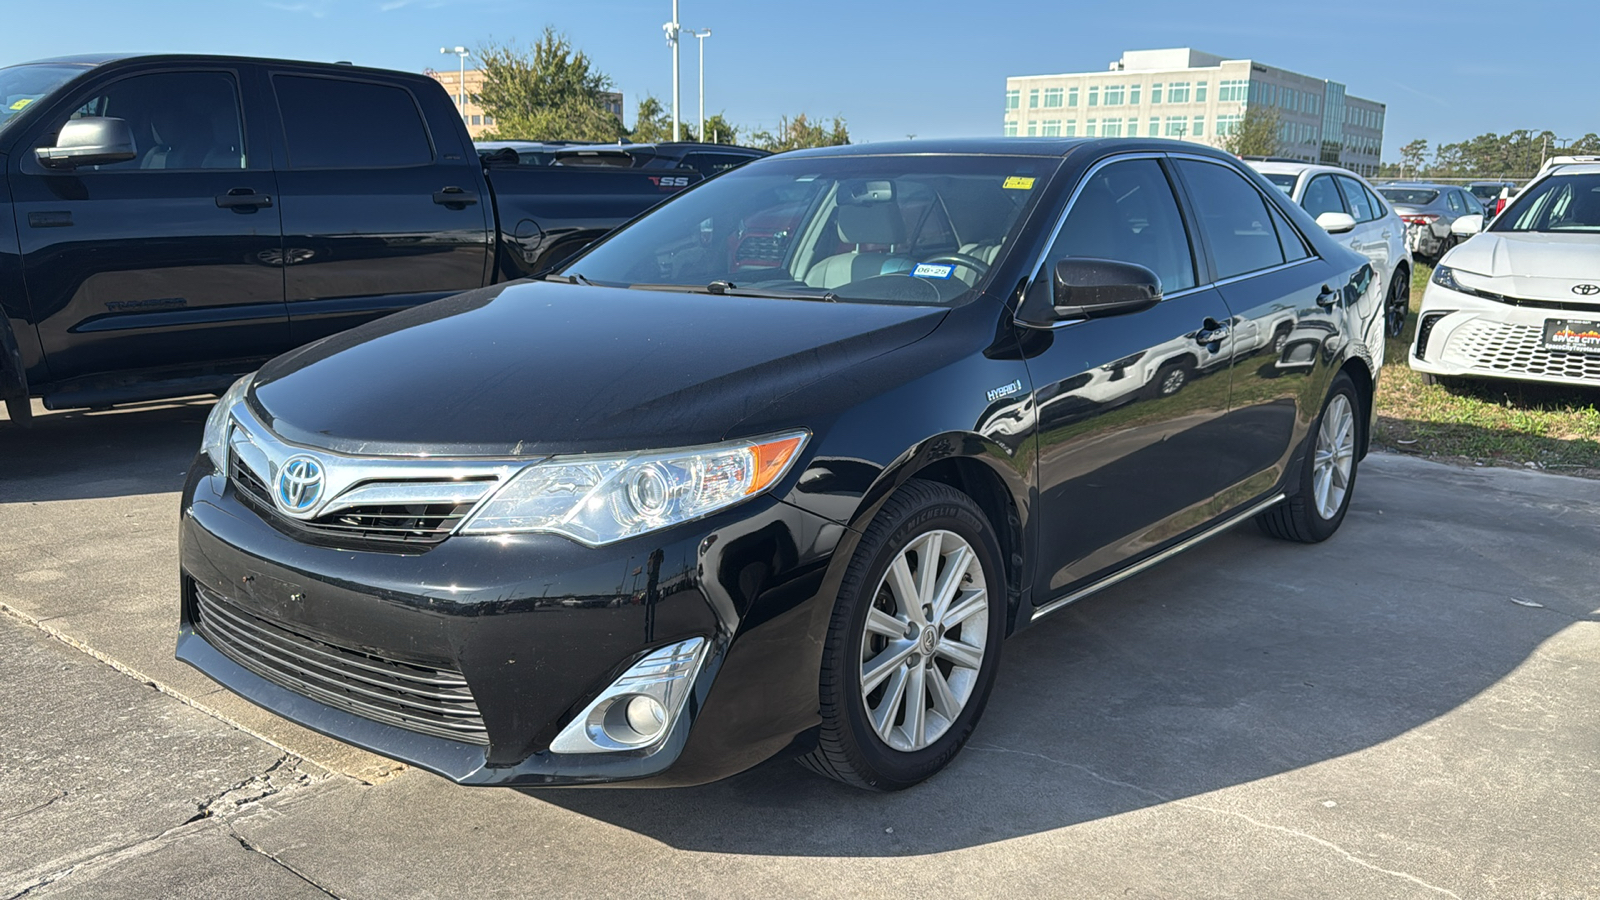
left=1029, top=492, right=1287, bottom=623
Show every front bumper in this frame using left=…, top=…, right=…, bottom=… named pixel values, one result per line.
left=1409, top=284, right=1600, bottom=386
left=177, top=462, right=850, bottom=787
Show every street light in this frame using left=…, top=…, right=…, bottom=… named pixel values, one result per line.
left=439, top=46, right=470, bottom=119
left=689, top=28, right=711, bottom=141
left=662, top=2, right=681, bottom=142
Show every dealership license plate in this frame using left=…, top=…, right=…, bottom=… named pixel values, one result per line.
left=1542, top=319, right=1600, bottom=355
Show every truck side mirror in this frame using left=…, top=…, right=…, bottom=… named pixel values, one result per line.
left=37, top=117, right=137, bottom=169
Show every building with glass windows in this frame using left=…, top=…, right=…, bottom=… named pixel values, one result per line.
left=1003, top=49, right=1385, bottom=175
left=426, top=68, right=624, bottom=138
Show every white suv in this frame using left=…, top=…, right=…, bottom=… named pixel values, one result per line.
left=1409, top=163, right=1600, bottom=387
left=1250, top=161, right=1414, bottom=338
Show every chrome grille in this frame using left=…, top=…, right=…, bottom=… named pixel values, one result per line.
left=192, top=583, right=489, bottom=745
left=229, top=452, right=475, bottom=548
left=1441, top=319, right=1600, bottom=382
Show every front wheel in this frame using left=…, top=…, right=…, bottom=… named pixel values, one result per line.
left=1256, top=372, right=1361, bottom=543
left=798, top=480, right=1005, bottom=791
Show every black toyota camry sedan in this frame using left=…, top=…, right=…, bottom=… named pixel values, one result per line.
left=178, top=138, right=1386, bottom=791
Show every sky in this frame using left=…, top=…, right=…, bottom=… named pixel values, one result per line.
left=1, top=0, right=1594, bottom=160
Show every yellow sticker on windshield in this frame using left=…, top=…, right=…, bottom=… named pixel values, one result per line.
left=1003, top=176, right=1035, bottom=190
left=8, top=98, right=32, bottom=111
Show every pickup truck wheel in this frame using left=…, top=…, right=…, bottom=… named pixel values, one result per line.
left=4, top=397, right=32, bottom=426
left=1256, top=372, right=1360, bottom=543
left=798, top=480, right=1004, bottom=791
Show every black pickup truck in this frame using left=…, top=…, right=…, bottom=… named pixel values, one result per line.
left=0, top=54, right=699, bottom=422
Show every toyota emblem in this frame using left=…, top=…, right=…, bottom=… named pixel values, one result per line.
left=1574, top=284, right=1600, bottom=296
left=276, top=455, right=325, bottom=514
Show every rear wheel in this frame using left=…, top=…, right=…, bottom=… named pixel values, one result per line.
left=1386, top=268, right=1410, bottom=338
left=1148, top=358, right=1193, bottom=399
left=798, top=480, right=1005, bottom=791
left=1257, top=372, right=1360, bottom=543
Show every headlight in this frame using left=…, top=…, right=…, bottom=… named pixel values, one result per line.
left=1430, top=265, right=1464, bottom=291
left=200, top=375, right=253, bottom=476
left=460, top=431, right=808, bottom=545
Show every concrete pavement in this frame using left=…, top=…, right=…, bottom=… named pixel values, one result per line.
left=2, top=398, right=1598, bottom=898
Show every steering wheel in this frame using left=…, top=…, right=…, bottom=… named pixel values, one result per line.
left=917, top=253, right=992, bottom=277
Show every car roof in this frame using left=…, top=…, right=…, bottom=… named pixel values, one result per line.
left=1248, top=161, right=1367, bottom=179
left=782, top=137, right=1241, bottom=161
left=1539, top=163, right=1600, bottom=176
left=13, top=53, right=434, bottom=83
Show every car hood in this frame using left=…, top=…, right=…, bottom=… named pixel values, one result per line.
left=1444, top=232, right=1600, bottom=303
left=249, top=281, right=947, bottom=456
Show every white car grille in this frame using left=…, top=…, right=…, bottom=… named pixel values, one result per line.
left=1442, top=319, right=1600, bottom=382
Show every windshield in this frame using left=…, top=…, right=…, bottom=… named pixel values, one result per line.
left=1491, top=173, right=1600, bottom=233
left=1261, top=172, right=1297, bottom=195
left=559, top=153, right=1058, bottom=306
left=1378, top=188, right=1438, bottom=206
left=0, top=64, right=87, bottom=136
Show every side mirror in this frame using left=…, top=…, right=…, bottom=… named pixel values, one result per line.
left=36, top=117, right=137, bottom=169
left=1048, top=258, right=1161, bottom=321
left=1315, top=211, right=1357, bottom=234
left=1451, top=214, right=1483, bottom=236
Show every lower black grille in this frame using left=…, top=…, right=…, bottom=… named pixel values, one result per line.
left=192, top=584, right=489, bottom=745
left=229, top=452, right=474, bottom=550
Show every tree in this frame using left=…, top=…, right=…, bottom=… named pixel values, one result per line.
left=1219, top=106, right=1281, bottom=158
left=629, top=95, right=697, bottom=143
left=1399, top=139, right=1428, bottom=178
left=701, top=114, right=740, bottom=145
left=746, top=113, right=850, bottom=153
left=475, top=30, right=624, bottom=142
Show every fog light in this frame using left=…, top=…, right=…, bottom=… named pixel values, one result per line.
left=600, top=694, right=669, bottom=745
left=548, top=638, right=708, bottom=754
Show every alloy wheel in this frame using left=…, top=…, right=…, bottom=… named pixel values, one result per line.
left=859, top=529, right=989, bottom=753
left=1386, top=271, right=1410, bottom=338
left=1312, top=394, right=1356, bottom=520
left=1160, top=367, right=1187, bottom=396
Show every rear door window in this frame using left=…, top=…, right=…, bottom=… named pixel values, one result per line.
left=1175, top=159, right=1287, bottom=280
left=1335, top=175, right=1376, bottom=222
left=274, top=75, right=432, bottom=169
left=1446, top=191, right=1465, bottom=214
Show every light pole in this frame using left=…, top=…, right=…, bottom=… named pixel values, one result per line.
left=690, top=28, right=711, bottom=141
left=662, top=2, right=681, bottom=141
left=439, top=46, right=469, bottom=120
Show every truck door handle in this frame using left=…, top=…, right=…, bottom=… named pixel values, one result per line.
left=433, top=187, right=478, bottom=207
left=216, top=189, right=272, bottom=210
left=1316, top=286, right=1339, bottom=308
left=1195, top=317, right=1230, bottom=346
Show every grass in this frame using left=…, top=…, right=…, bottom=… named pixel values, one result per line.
left=1372, top=264, right=1600, bottom=476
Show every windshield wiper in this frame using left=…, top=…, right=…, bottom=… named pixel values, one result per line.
left=544, top=272, right=597, bottom=286
left=705, top=280, right=839, bottom=302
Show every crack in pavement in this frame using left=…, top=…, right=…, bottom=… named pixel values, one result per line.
left=0, top=790, right=67, bottom=824
left=228, top=830, right=347, bottom=899
left=967, top=744, right=1463, bottom=899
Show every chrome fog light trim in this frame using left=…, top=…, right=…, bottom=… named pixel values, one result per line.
left=548, top=638, right=708, bottom=754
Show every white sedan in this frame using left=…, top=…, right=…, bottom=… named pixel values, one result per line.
left=1251, top=161, right=1415, bottom=338
left=1409, top=162, right=1600, bottom=387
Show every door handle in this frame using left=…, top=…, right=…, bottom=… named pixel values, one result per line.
left=216, top=189, right=272, bottom=210
left=1381, top=230, right=1392, bottom=239
left=1195, top=317, right=1230, bottom=346
left=1315, top=286, right=1339, bottom=308
left=433, top=187, right=478, bottom=206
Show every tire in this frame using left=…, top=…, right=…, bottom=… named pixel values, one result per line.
left=1256, top=372, right=1361, bottom=543
left=1386, top=268, right=1410, bottom=339
left=798, top=479, right=1006, bottom=791
left=1148, top=358, right=1193, bottom=399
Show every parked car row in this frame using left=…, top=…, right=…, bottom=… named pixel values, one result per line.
left=477, top=139, right=768, bottom=180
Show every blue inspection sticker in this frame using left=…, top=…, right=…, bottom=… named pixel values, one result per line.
left=911, top=263, right=955, bottom=279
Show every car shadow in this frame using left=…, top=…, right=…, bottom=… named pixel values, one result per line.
left=0, top=397, right=211, bottom=503
left=530, top=457, right=1594, bottom=856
